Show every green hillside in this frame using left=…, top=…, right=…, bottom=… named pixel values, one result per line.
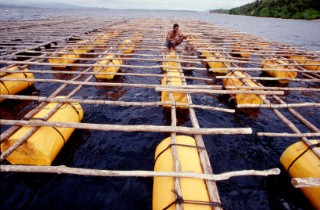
left=228, top=0, right=320, bottom=20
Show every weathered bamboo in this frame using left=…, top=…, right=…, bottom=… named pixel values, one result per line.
left=273, top=96, right=319, bottom=132
left=169, top=93, right=183, bottom=210
left=156, top=87, right=284, bottom=95
left=257, top=132, right=320, bottom=137
left=227, top=86, right=320, bottom=92
left=291, top=178, right=320, bottom=188
left=0, top=119, right=253, bottom=135
left=0, top=165, right=280, bottom=181
left=0, top=94, right=235, bottom=113
left=237, top=103, right=320, bottom=109
left=0, top=68, right=214, bottom=82
left=176, top=51, right=222, bottom=209
left=217, top=75, right=320, bottom=83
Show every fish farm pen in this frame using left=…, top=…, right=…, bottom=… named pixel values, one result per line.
left=0, top=17, right=319, bottom=210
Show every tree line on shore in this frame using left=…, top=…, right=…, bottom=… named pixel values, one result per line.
left=210, top=0, right=320, bottom=20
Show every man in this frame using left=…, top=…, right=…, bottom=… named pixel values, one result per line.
left=165, top=23, right=187, bottom=50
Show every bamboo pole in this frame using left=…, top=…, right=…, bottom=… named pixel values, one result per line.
left=257, top=132, right=320, bottom=137
left=237, top=103, right=320, bottom=109
left=176, top=51, right=222, bottom=209
left=0, top=119, right=252, bottom=136
left=217, top=75, right=320, bottom=83
left=226, top=86, right=320, bottom=92
left=0, top=94, right=235, bottom=113
left=0, top=165, right=281, bottom=181
left=155, top=87, right=284, bottom=95
left=273, top=96, right=319, bottom=132
left=291, top=178, right=320, bottom=188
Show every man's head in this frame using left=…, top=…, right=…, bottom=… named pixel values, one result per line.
left=173, top=23, right=179, bottom=33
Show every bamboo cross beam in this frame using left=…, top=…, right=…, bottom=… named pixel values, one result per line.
left=155, top=87, right=284, bottom=95
left=0, top=119, right=253, bottom=136
left=257, top=132, right=320, bottom=137
left=0, top=165, right=280, bottom=181
left=0, top=97, right=235, bottom=115
left=0, top=69, right=215, bottom=82
left=226, top=86, right=320, bottom=92
left=237, top=103, right=320, bottom=109
left=291, top=178, right=320, bottom=188
left=216, top=75, right=320, bottom=83
left=12, top=54, right=203, bottom=64
left=0, top=77, right=216, bottom=90
left=273, top=96, right=319, bottom=133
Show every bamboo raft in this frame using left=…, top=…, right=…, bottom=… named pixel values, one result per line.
left=0, top=17, right=319, bottom=209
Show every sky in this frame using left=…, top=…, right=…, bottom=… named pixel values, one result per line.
left=0, top=0, right=255, bottom=11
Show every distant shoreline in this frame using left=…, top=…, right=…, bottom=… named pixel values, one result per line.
left=209, top=11, right=320, bottom=21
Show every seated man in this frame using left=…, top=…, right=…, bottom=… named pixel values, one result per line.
left=165, top=23, right=187, bottom=50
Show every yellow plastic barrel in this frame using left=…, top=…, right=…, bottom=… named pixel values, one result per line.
left=94, top=33, right=109, bottom=45
left=48, top=49, right=80, bottom=68
left=94, top=54, right=122, bottom=79
left=74, top=39, right=94, bottom=54
left=153, top=136, right=211, bottom=210
left=118, top=39, right=134, bottom=54
left=280, top=140, right=320, bottom=209
left=261, top=59, right=297, bottom=84
left=162, top=51, right=179, bottom=72
left=290, top=55, right=320, bottom=71
left=132, top=33, right=142, bottom=43
left=223, top=71, right=264, bottom=105
left=253, top=42, right=269, bottom=50
left=202, top=51, right=229, bottom=73
left=0, top=65, right=34, bottom=103
left=232, top=43, right=251, bottom=58
left=1, top=97, right=84, bottom=165
left=161, top=51, right=188, bottom=109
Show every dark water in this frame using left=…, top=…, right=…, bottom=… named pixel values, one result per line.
left=1, top=7, right=320, bottom=210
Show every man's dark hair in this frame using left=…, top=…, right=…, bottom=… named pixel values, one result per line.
left=173, top=23, right=179, bottom=29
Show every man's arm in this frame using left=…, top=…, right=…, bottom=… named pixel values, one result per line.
left=178, top=32, right=187, bottom=39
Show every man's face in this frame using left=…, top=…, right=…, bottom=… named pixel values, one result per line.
left=173, top=26, right=179, bottom=33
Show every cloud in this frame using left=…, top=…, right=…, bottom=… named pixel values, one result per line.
left=0, top=0, right=254, bottom=11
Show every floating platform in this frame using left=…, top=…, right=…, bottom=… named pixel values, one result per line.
left=223, top=71, right=265, bottom=105
left=1, top=97, right=84, bottom=165
left=0, top=65, right=34, bottom=102
left=153, top=136, right=211, bottom=210
left=261, top=59, right=297, bottom=84
left=280, top=140, right=320, bottom=210
left=202, top=51, right=230, bottom=73
left=94, top=54, right=122, bottom=79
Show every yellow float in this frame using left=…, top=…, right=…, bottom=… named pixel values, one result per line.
left=280, top=140, right=320, bottom=210
left=48, top=49, right=79, bottom=68
left=94, top=33, right=110, bottom=45
left=118, top=39, right=134, bottom=54
left=161, top=51, right=188, bottom=109
left=232, top=43, right=251, bottom=58
left=132, top=33, right=142, bottom=43
left=1, top=96, right=84, bottom=165
left=202, top=51, right=229, bottom=73
left=162, top=51, right=179, bottom=72
left=74, top=39, right=94, bottom=54
left=290, top=55, right=320, bottom=71
left=94, top=54, right=122, bottom=79
left=94, top=31, right=121, bottom=45
left=153, top=136, right=211, bottom=210
left=0, top=65, right=34, bottom=102
left=223, top=71, right=265, bottom=105
left=261, top=59, right=297, bottom=84
left=253, top=42, right=269, bottom=50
